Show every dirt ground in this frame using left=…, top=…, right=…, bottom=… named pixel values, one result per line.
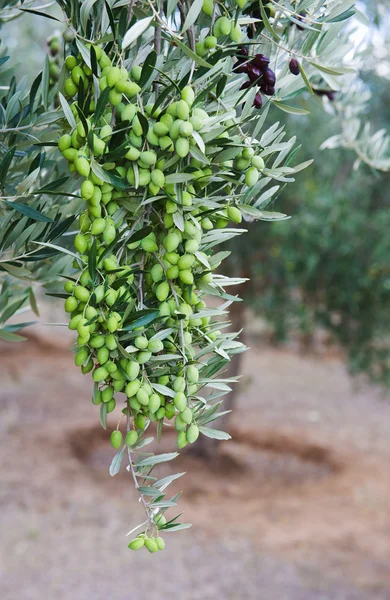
left=1, top=328, right=390, bottom=600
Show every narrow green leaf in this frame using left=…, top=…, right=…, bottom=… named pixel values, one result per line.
left=80, top=0, right=98, bottom=32
left=100, top=403, right=108, bottom=430
left=19, top=8, right=61, bottom=21
left=42, top=55, right=50, bottom=111
left=137, top=452, right=179, bottom=467
left=198, top=426, right=231, bottom=440
left=182, top=0, right=203, bottom=32
left=260, top=1, right=281, bottom=41
left=272, top=100, right=310, bottom=115
left=0, top=329, right=26, bottom=342
left=140, top=50, right=157, bottom=88
left=58, top=92, right=77, bottom=128
left=93, top=86, right=110, bottom=124
left=3, top=200, right=52, bottom=223
left=171, top=37, right=213, bottom=68
left=109, top=446, right=125, bottom=476
left=122, top=16, right=153, bottom=50
left=297, top=61, right=314, bottom=94
left=0, top=147, right=16, bottom=189
left=29, top=287, right=40, bottom=317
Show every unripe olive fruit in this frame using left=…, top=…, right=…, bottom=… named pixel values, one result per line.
left=65, top=296, right=78, bottom=313
left=106, top=66, right=121, bottom=87
left=71, top=66, right=85, bottom=85
left=204, top=35, right=217, bottom=50
left=245, top=166, right=259, bottom=187
left=148, top=339, right=164, bottom=353
left=136, top=387, right=149, bottom=406
left=187, top=424, right=200, bottom=444
left=127, top=361, right=140, bottom=381
left=196, top=42, right=207, bottom=57
left=137, top=351, right=152, bottom=364
left=74, top=233, right=88, bottom=254
left=75, top=347, right=88, bottom=367
left=134, top=335, right=148, bottom=350
left=58, top=134, right=72, bottom=153
left=174, top=392, right=187, bottom=412
left=177, top=430, right=188, bottom=449
left=215, top=16, right=231, bottom=36
left=151, top=263, right=164, bottom=282
left=173, top=376, right=186, bottom=393
left=64, top=281, right=75, bottom=294
left=65, top=55, right=77, bottom=70
left=179, top=269, right=194, bottom=285
left=97, top=347, right=109, bottom=365
left=110, top=430, right=123, bottom=449
left=251, top=156, right=265, bottom=170
left=135, top=414, right=146, bottom=429
left=175, top=415, right=186, bottom=431
left=126, top=430, right=138, bottom=447
left=148, top=393, right=161, bottom=413
left=181, top=406, right=193, bottom=425
left=187, top=365, right=199, bottom=383
left=156, top=282, right=169, bottom=302
left=145, top=538, right=159, bottom=553
left=166, top=265, right=179, bottom=279
left=156, top=537, right=165, bottom=550
left=64, top=78, right=77, bottom=96
left=175, top=137, right=190, bottom=158
left=93, top=366, right=108, bottom=382
left=106, top=398, right=116, bottom=413
left=102, top=387, right=114, bottom=403
left=227, top=206, right=242, bottom=223
left=75, top=156, right=90, bottom=178
left=230, top=23, right=242, bottom=43
left=129, top=398, right=140, bottom=411
left=163, top=403, right=174, bottom=420
left=128, top=537, right=145, bottom=551
left=184, top=239, right=199, bottom=254
left=90, top=334, right=105, bottom=348
left=121, top=104, right=137, bottom=123
left=125, top=379, right=141, bottom=397
left=202, top=0, right=213, bottom=16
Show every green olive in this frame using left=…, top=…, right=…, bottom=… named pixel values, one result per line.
left=110, top=430, right=123, bottom=449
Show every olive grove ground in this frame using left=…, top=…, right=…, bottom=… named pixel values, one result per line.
left=1, top=314, right=390, bottom=600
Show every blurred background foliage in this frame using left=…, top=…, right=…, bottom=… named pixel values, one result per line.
left=229, top=54, right=390, bottom=385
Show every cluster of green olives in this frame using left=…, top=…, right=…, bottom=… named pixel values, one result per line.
left=57, top=36, right=266, bottom=548
left=196, top=13, right=243, bottom=56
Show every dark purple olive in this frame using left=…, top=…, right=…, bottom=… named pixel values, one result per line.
left=289, top=58, right=299, bottom=76
left=237, top=45, right=249, bottom=57
left=326, top=91, right=336, bottom=101
left=247, top=26, right=254, bottom=39
left=247, top=64, right=262, bottom=82
left=296, top=13, right=306, bottom=30
left=263, top=68, right=276, bottom=86
left=261, top=84, right=275, bottom=96
left=252, top=53, right=270, bottom=71
left=253, top=93, right=263, bottom=109
left=240, top=81, right=251, bottom=91
left=233, top=60, right=249, bottom=74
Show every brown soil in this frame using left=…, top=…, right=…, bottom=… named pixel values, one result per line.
left=1, top=335, right=390, bottom=600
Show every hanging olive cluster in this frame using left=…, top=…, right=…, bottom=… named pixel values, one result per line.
left=57, top=36, right=265, bottom=551
left=234, top=46, right=276, bottom=109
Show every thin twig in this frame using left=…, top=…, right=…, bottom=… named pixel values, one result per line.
left=126, top=411, right=155, bottom=532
